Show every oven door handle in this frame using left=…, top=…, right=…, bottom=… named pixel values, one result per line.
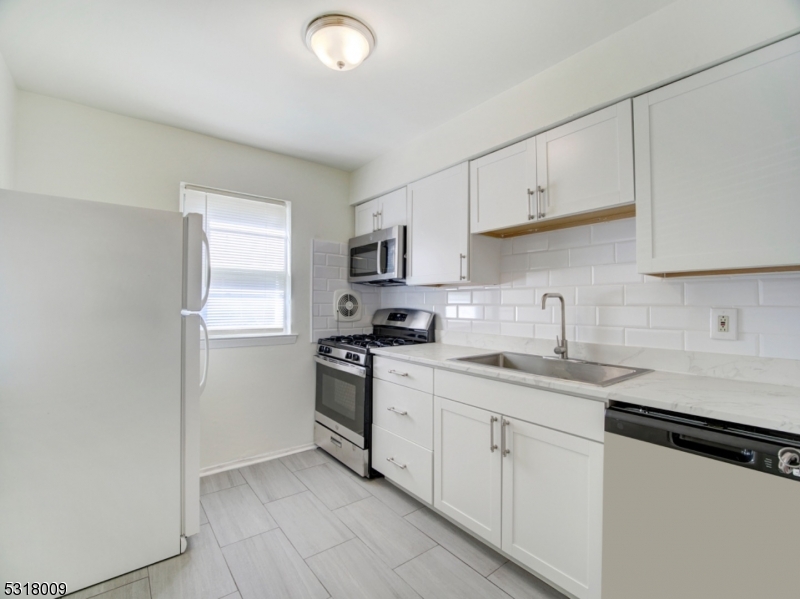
left=314, top=355, right=367, bottom=378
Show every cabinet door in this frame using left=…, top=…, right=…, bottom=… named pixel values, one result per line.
left=501, top=417, right=603, bottom=599
left=354, top=199, right=377, bottom=236
left=377, top=188, right=407, bottom=230
left=406, top=163, right=469, bottom=286
left=536, top=99, right=633, bottom=220
left=635, top=36, right=800, bottom=274
left=433, top=396, right=502, bottom=547
left=470, top=140, right=536, bottom=233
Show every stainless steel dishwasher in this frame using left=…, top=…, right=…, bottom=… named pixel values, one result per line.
left=603, top=403, right=800, bottom=599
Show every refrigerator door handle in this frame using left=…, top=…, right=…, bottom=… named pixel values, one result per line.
left=201, top=230, right=211, bottom=310
left=199, top=316, right=209, bottom=395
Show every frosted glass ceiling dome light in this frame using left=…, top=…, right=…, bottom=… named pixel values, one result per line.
left=305, top=15, right=375, bottom=71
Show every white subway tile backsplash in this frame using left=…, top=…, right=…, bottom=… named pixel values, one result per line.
left=592, top=263, right=642, bottom=284
left=615, top=241, right=636, bottom=263
left=314, top=253, right=327, bottom=265
left=524, top=270, right=550, bottom=288
left=534, top=287, right=576, bottom=306
left=565, top=306, right=597, bottom=326
left=501, top=253, right=529, bottom=272
left=685, top=281, right=759, bottom=306
left=549, top=267, right=592, bottom=286
left=512, top=234, right=548, bottom=254
left=485, top=306, right=516, bottom=321
left=590, top=219, right=636, bottom=244
left=326, top=254, right=347, bottom=268
left=625, top=282, right=684, bottom=306
left=448, top=291, right=472, bottom=304
left=313, top=278, right=327, bottom=291
left=500, top=322, right=535, bottom=337
left=326, top=279, right=348, bottom=291
left=472, top=321, right=502, bottom=335
left=650, top=307, right=709, bottom=331
left=625, top=329, right=684, bottom=350
left=740, top=307, right=800, bottom=336
left=375, top=221, right=800, bottom=359
left=576, top=285, right=624, bottom=306
left=759, top=279, right=800, bottom=306
left=458, top=305, right=484, bottom=320
left=516, top=306, right=553, bottom=323
left=685, top=332, right=759, bottom=356
left=501, top=289, right=535, bottom=305
left=313, top=291, right=334, bottom=304
left=759, top=334, right=800, bottom=360
left=548, top=227, right=591, bottom=250
left=529, top=249, right=569, bottom=270
left=472, top=290, right=501, bottom=304
left=576, top=326, right=625, bottom=346
left=597, top=307, right=649, bottom=327
left=569, top=244, right=615, bottom=267
left=314, top=265, right=340, bottom=279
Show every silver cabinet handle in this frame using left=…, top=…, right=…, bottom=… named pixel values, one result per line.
left=502, top=419, right=511, bottom=457
left=388, top=369, right=409, bottom=377
left=372, top=212, right=378, bottom=231
left=386, top=457, right=407, bottom=469
left=459, top=253, right=467, bottom=280
left=387, top=406, right=408, bottom=416
left=490, top=416, right=498, bottom=452
left=527, top=188, right=535, bottom=221
left=377, top=210, right=383, bottom=230
left=537, top=186, right=546, bottom=219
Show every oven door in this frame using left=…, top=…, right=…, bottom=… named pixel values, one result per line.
left=314, top=355, right=367, bottom=448
left=348, top=225, right=404, bottom=284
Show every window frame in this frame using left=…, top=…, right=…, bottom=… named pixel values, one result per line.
left=180, top=183, right=296, bottom=348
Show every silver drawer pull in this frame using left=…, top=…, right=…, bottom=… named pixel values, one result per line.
left=387, top=406, right=408, bottom=416
left=388, top=369, right=409, bottom=377
left=386, top=457, right=407, bottom=469
left=330, top=436, right=342, bottom=448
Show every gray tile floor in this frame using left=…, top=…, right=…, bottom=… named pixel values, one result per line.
left=67, top=449, right=566, bottom=599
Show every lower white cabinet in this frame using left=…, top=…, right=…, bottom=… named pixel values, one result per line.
left=501, top=417, right=603, bottom=599
left=372, top=425, right=433, bottom=504
left=433, top=397, right=502, bottom=546
left=433, top=394, right=603, bottom=599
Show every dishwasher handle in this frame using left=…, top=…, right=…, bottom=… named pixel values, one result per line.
left=671, top=433, right=755, bottom=464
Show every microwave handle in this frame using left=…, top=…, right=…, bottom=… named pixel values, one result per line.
left=376, top=240, right=384, bottom=275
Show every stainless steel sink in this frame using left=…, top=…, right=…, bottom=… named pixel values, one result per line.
left=450, top=352, right=651, bottom=387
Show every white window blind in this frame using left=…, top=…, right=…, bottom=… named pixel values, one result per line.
left=182, top=185, right=291, bottom=337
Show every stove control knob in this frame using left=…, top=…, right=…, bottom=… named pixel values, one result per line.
left=318, top=346, right=324, bottom=353
left=345, top=352, right=352, bottom=360
left=324, top=347, right=332, bottom=354
left=352, top=355, right=360, bottom=362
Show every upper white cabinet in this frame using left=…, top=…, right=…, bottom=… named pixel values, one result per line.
left=407, top=163, right=500, bottom=286
left=354, top=187, right=407, bottom=236
left=470, top=99, right=634, bottom=234
left=635, top=35, right=800, bottom=275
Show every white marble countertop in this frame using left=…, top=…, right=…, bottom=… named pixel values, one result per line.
left=371, top=343, right=800, bottom=435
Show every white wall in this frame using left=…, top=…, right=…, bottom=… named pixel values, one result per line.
left=14, top=91, right=353, bottom=469
left=350, top=0, right=800, bottom=203
left=0, top=51, right=16, bottom=188
left=382, top=219, right=800, bottom=361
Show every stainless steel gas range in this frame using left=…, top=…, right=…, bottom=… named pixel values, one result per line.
left=314, top=308, right=435, bottom=477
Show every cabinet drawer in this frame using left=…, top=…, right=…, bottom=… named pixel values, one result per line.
left=372, top=425, right=433, bottom=504
left=434, top=369, right=604, bottom=442
left=374, top=357, right=433, bottom=394
left=373, top=379, right=433, bottom=450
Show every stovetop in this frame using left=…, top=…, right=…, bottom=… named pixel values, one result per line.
left=319, top=334, right=425, bottom=351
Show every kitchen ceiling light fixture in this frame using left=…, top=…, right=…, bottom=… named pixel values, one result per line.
left=305, top=14, right=375, bottom=71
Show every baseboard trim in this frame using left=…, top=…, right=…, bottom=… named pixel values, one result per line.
left=200, top=443, right=317, bottom=477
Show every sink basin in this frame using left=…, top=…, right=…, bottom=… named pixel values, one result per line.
left=450, top=352, right=651, bottom=387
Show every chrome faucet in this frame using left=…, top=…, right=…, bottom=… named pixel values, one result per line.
left=541, top=292, right=568, bottom=359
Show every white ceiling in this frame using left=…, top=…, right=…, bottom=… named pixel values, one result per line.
left=0, top=0, right=675, bottom=171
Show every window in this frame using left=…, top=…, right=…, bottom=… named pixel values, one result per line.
left=181, top=184, right=292, bottom=343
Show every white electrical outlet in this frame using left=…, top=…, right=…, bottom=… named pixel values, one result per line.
left=710, top=308, right=737, bottom=340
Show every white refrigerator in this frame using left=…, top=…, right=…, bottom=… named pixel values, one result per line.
left=0, top=189, right=208, bottom=593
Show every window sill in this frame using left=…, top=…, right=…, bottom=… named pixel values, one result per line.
left=208, top=334, right=298, bottom=349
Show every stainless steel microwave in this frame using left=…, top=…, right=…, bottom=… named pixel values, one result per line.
left=347, top=225, right=406, bottom=286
